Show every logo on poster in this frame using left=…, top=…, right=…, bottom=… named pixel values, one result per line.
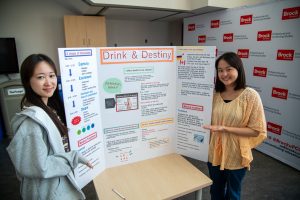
left=188, top=24, right=195, bottom=31
left=223, top=33, right=233, bottom=42
left=240, top=15, right=253, bottom=25
left=198, top=35, right=206, bottom=43
left=257, top=30, right=272, bottom=41
left=277, top=50, right=294, bottom=61
left=211, top=20, right=220, bottom=28
left=253, top=67, right=267, bottom=77
left=282, top=7, right=300, bottom=20
left=267, top=122, right=282, bottom=135
left=272, top=87, right=288, bottom=100
left=237, top=49, right=249, bottom=58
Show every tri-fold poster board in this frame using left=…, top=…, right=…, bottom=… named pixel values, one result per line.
left=58, top=46, right=216, bottom=188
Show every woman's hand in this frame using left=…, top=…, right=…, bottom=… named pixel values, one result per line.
left=86, top=161, right=94, bottom=169
left=203, top=125, right=260, bottom=137
left=203, top=125, right=225, bottom=132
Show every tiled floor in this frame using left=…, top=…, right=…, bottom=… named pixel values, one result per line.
left=1, top=137, right=300, bottom=200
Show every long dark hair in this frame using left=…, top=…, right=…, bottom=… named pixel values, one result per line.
left=20, top=54, right=67, bottom=136
left=215, top=52, right=246, bottom=92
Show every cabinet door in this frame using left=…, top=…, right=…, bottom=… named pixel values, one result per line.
left=64, top=16, right=107, bottom=47
left=85, top=16, right=107, bottom=47
left=64, top=16, right=87, bottom=47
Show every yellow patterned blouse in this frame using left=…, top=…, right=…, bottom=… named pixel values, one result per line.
left=208, top=87, right=267, bottom=170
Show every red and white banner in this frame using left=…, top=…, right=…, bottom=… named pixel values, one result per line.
left=184, top=0, right=300, bottom=170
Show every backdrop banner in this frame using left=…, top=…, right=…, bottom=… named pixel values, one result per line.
left=183, top=0, right=300, bottom=170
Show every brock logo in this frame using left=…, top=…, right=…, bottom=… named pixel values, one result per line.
left=253, top=67, right=267, bottom=77
left=272, top=87, right=288, bottom=100
left=257, top=30, right=272, bottom=41
left=277, top=49, right=294, bottom=61
left=188, top=24, right=195, bottom=31
left=267, top=122, right=282, bottom=135
left=211, top=20, right=220, bottom=28
left=223, top=33, right=233, bottom=42
left=237, top=49, right=249, bottom=58
left=240, top=15, right=253, bottom=25
left=282, top=7, right=300, bottom=20
left=198, top=35, right=206, bottom=43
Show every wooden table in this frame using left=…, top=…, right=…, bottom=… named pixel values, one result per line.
left=93, top=153, right=212, bottom=200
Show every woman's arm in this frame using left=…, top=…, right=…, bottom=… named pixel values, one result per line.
left=203, top=125, right=259, bottom=137
left=7, top=119, right=92, bottom=179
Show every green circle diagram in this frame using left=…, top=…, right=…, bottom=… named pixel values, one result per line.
left=103, top=78, right=122, bottom=93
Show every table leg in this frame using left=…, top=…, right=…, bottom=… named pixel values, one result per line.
left=195, top=189, right=202, bottom=200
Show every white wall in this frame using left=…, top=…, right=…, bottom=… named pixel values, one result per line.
left=0, top=0, right=182, bottom=71
left=106, top=19, right=182, bottom=47
left=169, top=20, right=183, bottom=46
left=0, top=0, right=74, bottom=68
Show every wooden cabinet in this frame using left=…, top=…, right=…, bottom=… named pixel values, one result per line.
left=64, top=16, right=107, bottom=47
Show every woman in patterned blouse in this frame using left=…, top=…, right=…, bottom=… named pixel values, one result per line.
left=203, top=52, right=267, bottom=200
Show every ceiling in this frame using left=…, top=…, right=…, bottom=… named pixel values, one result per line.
left=54, top=0, right=226, bottom=22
